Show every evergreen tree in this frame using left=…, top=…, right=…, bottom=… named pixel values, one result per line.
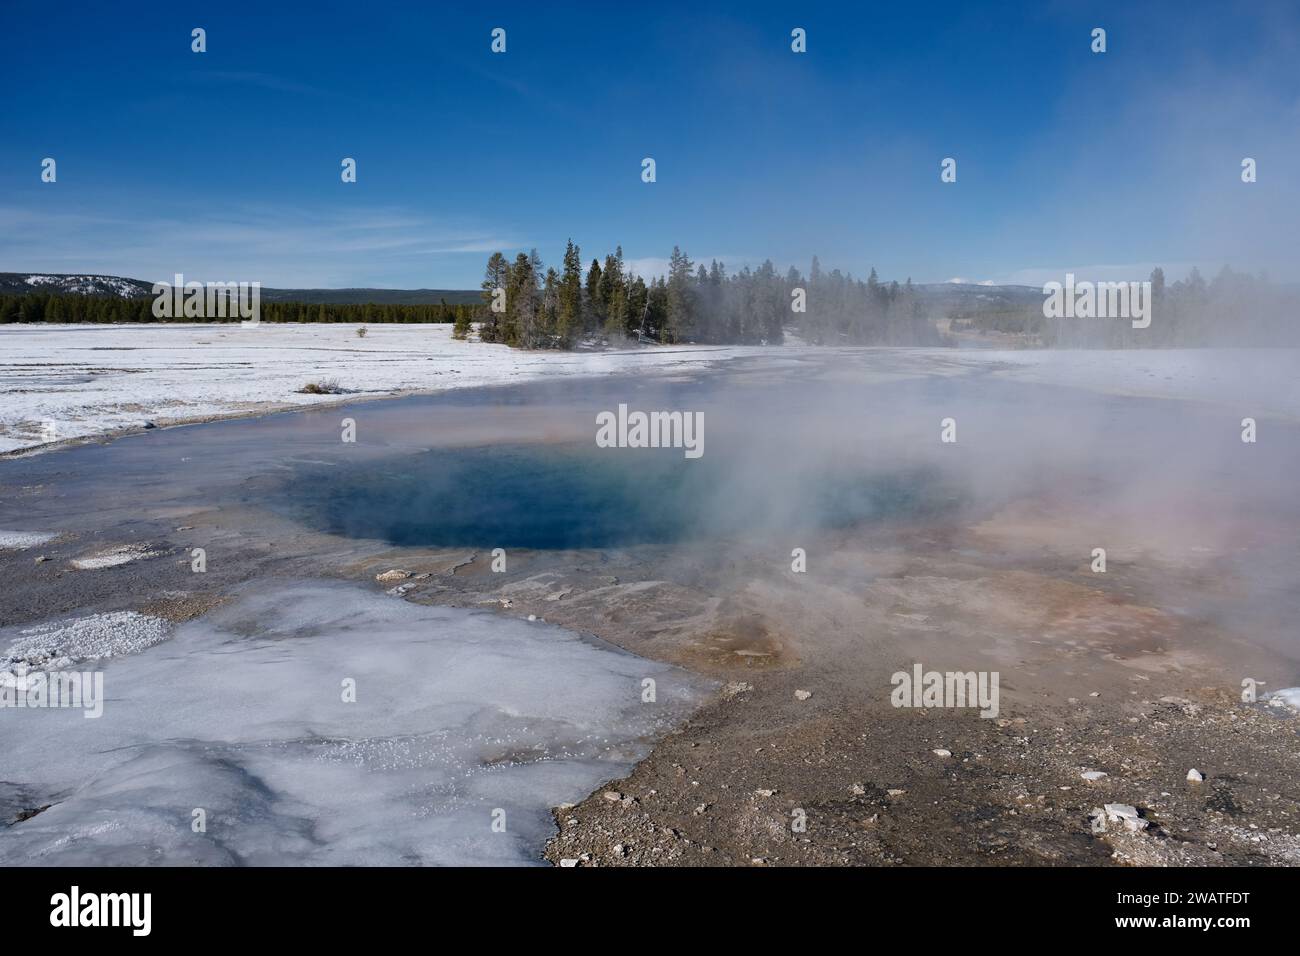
left=542, top=267, right=560, bottom=345
left=664, top=245, right=694, bottom=343
left=557, top=239, right=583, bottom=347
left=585, top=259, right=604, bottom=333
left=647, top=277, right=670, bottom=340
left=602, top=248, right=627, bottom=339
left=480, top=251, right=510, bottom=342
left=503, top=252, right=538, bottom=347
left=627, top=275, right=649, bottom=339
left=452, top=304, right=472, bottom=339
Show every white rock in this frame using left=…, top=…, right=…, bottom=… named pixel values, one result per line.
left=1187, top=768, right=1204, bottom=783
left=559, top=858, right=579, bottom=868
left=933, top=748, right=952, bottom=758
left=1081, top=770, right=1108, bottom=782
left=70, top=544, right=162, bottom=570
left=794, top=689, right=812, bottom=700
left=0, top=531, right=57, bottom=550
left=1103, top=803, right=1149, bottom=832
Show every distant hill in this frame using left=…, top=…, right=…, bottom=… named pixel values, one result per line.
left=0, top=273, right=155, bottom=298
left=0, top=273, right=482, bottom=305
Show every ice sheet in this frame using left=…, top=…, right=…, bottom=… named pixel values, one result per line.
left=0, top=581, right=707, bottom=865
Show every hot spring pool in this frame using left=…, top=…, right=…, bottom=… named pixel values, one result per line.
left=268, top=442, right=963, bottom=550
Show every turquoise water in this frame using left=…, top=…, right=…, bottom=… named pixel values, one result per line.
left=273, top=442, right=960, bottom=550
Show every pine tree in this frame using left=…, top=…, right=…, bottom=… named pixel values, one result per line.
left=664, top=246, right=694, bottom=343
left=453, top=304, right=472, bottom=339
left=558, top=240, right=583, bottom=347
left=480, top=252, right=510, bottom=342
left=647, top=278, right=670, bottom=340
left=585, top=259, right=603, bottom=333
left=504, top=252, right=537, bottom=347
left=602, top=248, right=627, bottom=339
left=627, top=275, right=649, bottom=340
left=542, top=267, right=560, bottom=345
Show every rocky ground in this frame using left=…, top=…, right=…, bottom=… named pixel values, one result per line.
left=540, top=684, right=1300, bottom=867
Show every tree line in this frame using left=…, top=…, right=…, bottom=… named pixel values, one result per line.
left=475, top=243, right=943, bottom=349
left=0, top=294, right=478, bottom=325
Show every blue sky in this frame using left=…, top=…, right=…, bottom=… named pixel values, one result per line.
left=2, top=1, right=1296, bottom=288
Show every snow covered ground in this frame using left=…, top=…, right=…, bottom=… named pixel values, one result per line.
left=0, top=323, right=770, bottom=454
left=2, top=323, right=1297, bottom=454
left=0, top=581, right=707, bottom=865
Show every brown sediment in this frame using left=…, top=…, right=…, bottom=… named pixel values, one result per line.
left=508, top=509, right=1298, bottom=866
left=139, top=591, right=230, bottom=624
left=676, top=613, right=790, bottom=671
